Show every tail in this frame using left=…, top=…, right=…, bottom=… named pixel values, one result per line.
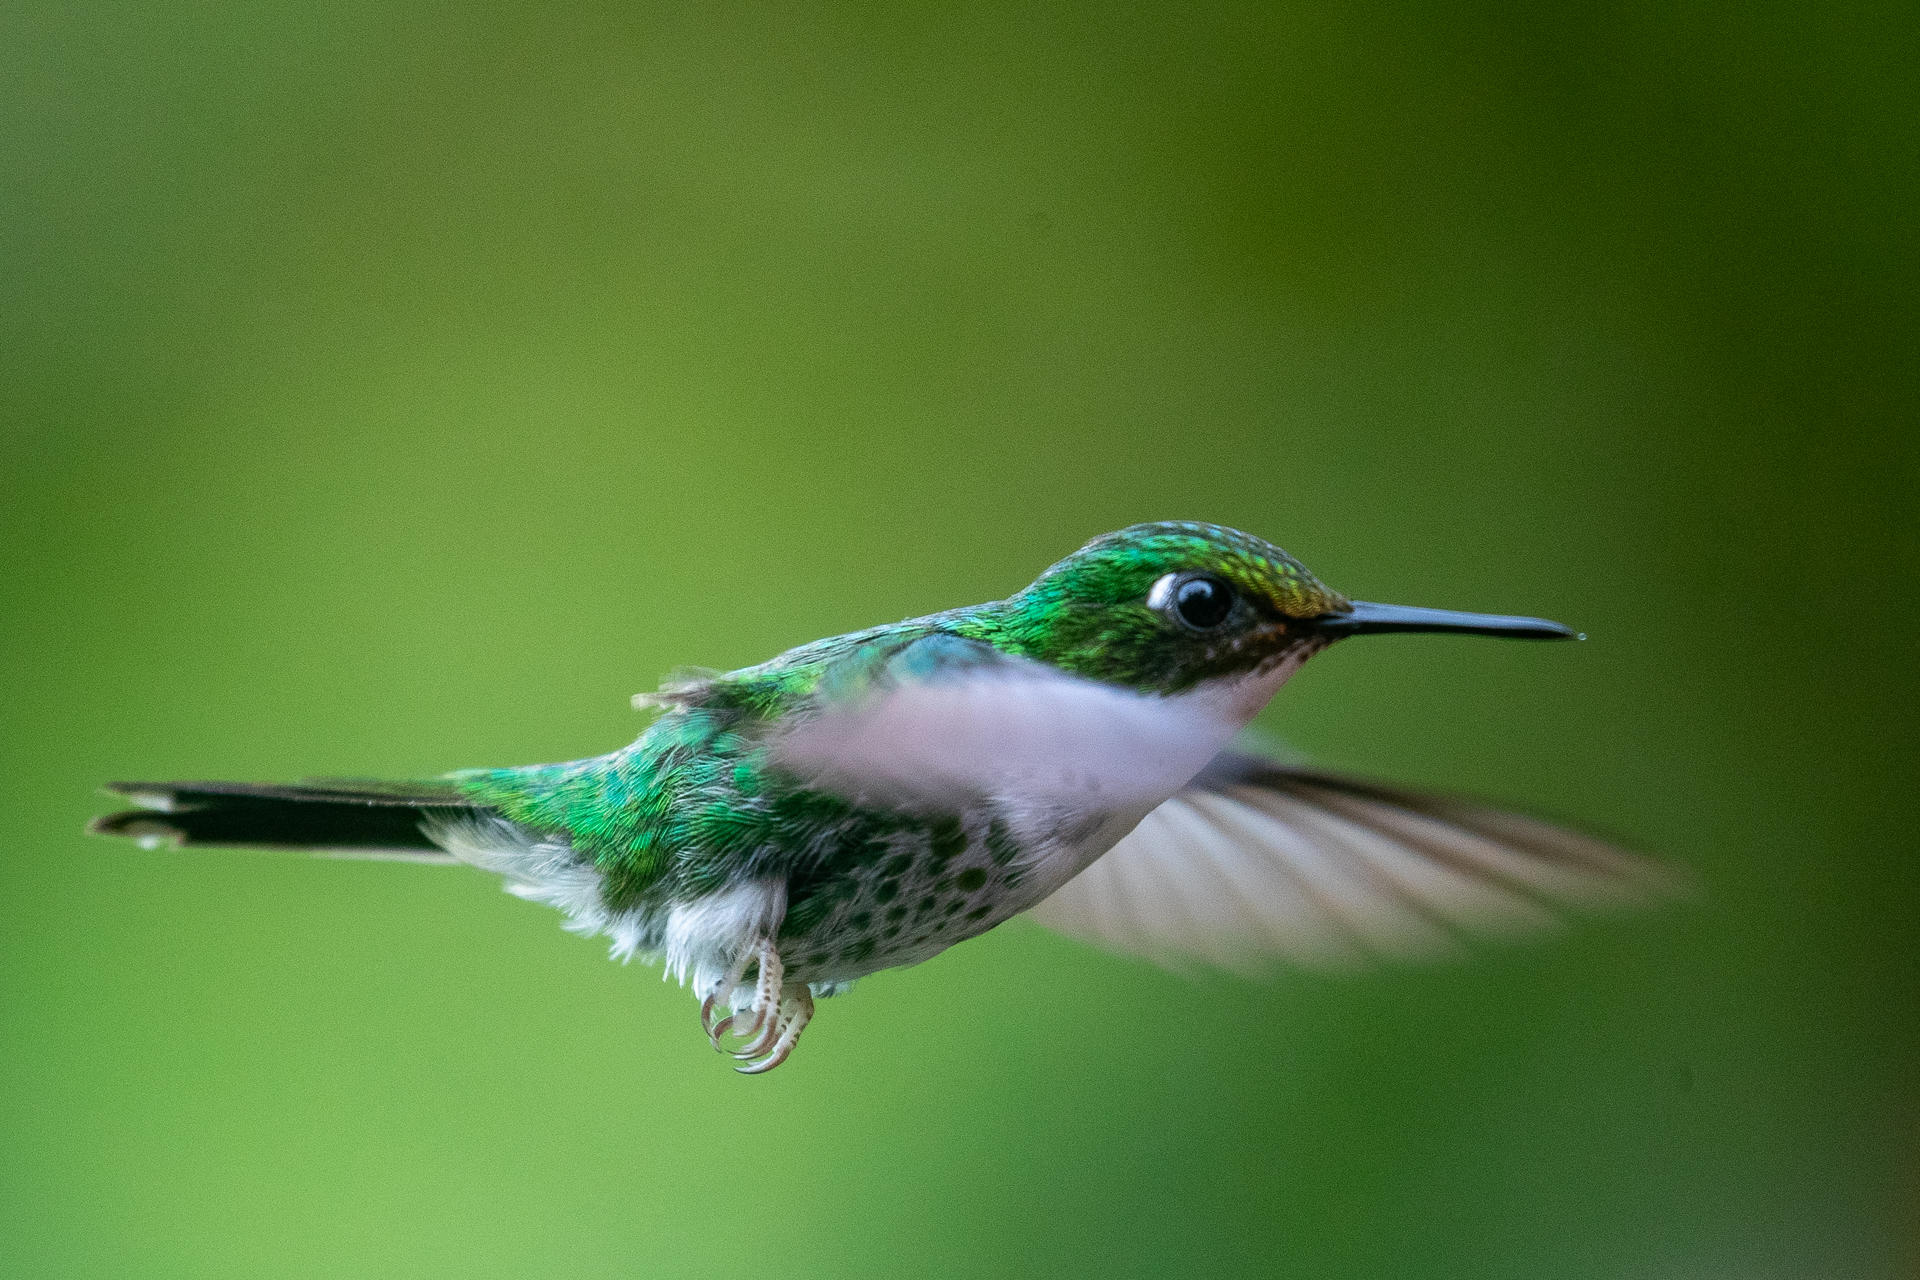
left=89, top=780, right=493, bottom=862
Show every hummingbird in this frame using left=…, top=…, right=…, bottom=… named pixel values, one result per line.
left=92, top=522, right=1673, bottom=1074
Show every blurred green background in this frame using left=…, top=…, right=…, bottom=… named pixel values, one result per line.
left=3, top=2, right=1914, bottom=1277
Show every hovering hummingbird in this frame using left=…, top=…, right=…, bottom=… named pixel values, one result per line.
left=93, top=522, right=1673, bottom=1073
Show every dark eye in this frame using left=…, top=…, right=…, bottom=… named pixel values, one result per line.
left=1172, top=575, right=1234, bottom=629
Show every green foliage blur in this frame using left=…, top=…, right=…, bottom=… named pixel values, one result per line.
left=3, top=3, right=1913, bottom=1277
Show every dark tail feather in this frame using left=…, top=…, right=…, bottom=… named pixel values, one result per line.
left=89, top=780, right=490, bottom=861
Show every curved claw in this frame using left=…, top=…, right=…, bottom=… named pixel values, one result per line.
left=703, top=1000, right=767, bottom=1052
left=717, top=1006, right=770, bottom=1048
left=730, top=1006, right=783, bottom=1059
left=733, top=988, right=813, bottom=1075
left=699, top=942, right=760, bottom=1046
left=733, top=1042, right=797, bottom=1075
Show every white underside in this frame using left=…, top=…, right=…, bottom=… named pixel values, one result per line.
left=422, top=814, right=784, bottom=996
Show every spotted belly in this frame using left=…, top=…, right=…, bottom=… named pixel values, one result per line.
left=774, top=807, right=1099, bottom=987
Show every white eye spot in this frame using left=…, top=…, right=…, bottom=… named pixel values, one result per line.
left=1146, top=572, right=1179, bottom=611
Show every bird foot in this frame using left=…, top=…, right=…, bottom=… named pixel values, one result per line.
left=729, top=985, right=813, bottom=1075
left=697, top=938, right=814, bottom=1074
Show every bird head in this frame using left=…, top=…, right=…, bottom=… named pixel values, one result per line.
left=981, top=521, right=1576, bottom=694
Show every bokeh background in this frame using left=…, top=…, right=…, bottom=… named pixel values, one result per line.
left=4, top=3, right=1914, bottom=1277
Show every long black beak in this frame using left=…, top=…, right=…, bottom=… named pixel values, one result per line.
left=1318, top=600, right=1581, bottom=640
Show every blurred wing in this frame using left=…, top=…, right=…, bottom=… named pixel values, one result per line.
left=767, top=633, right=1238, bottom=812
left=1024, top=752, right=1687, bottom=972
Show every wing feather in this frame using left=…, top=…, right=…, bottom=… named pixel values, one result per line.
left=1182, top=792, right=1369, bottom=968
left=1150, top=799, right=1291, bottom=970
left=1204, top=789, right=1460, bottom=960
left=1254, top=789, right=1556, bottom=937
left=1025, top=754, right=1683, bottom=972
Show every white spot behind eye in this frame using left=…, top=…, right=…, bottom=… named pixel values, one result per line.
left=1146, top=572, right=1179, bottom=612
